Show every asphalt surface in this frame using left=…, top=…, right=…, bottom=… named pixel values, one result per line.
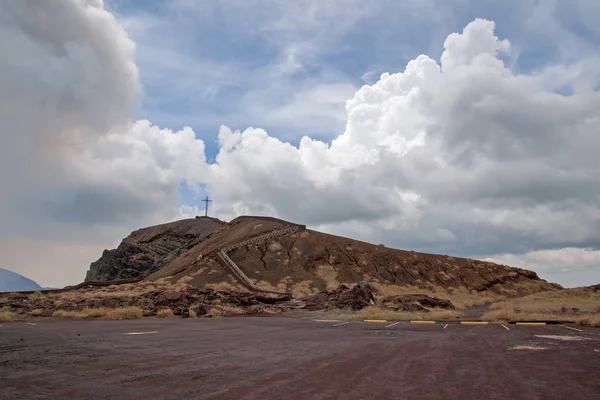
left=1, top=317, right=599, bottom=400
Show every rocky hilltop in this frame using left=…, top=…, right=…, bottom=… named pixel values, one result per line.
left=86, top=215, right=558, bottom=297
left=85, top=217, right=225, bottom=281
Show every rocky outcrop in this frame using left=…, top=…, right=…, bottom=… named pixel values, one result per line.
left=1, top=287, right=293, bottom=317
left=85, top=217, right=225, bottom=281
left=304, top=282, right=377, bottom=311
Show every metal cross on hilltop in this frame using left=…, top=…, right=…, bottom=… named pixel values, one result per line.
left=201, top=195, right=212, bottom=217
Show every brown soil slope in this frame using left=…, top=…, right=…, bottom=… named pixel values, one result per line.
left=147, top=216, right=302, bottom=281
left=86, top=217, right=225, bottom=281
left=145, top=216, right=557, bottom=296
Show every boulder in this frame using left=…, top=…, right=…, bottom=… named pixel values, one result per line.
left=304, top=282, right=377, bottom=311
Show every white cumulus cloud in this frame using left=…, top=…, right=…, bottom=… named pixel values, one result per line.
left=1, top=1, right=599, bottom=288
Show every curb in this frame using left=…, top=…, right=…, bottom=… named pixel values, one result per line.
left=410, top=320, right=436, bottom=324
left=460, top=321, right=489, bottom=325
left=364, top=319, right=388, bottom=323
left=515, top=322, right=547, bottom=326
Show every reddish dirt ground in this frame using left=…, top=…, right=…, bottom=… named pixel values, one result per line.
left=1, top=317, right=599, bottom=400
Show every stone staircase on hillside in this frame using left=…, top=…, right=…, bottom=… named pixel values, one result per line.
left=203, top=225, right=304, bottom=294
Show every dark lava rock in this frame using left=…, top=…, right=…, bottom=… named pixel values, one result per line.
left=85, top=217, right=225, bottom=281
left=304, top=282, right=377, bottom=311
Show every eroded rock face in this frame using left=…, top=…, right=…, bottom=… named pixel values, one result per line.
left=304, top=282, right=377, bottom=311
left=85, top=217, right=225, bottom=281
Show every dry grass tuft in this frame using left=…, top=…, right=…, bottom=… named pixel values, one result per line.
left=483, top=289, right=600, bottom=326
left=483, top=310, right=600, bottom=327
left=173, top=276, right=194, bottom=292
left=578, top=314, right=600, bottom=327
left=156, top=308, right=175, bottom=318
left=0, top=310, right=15, bottom=322
left=355, top=306, right=461, bottom=321
left=53, top=309, right=94, bottom=319
left=370, top=283, right=505, bottom=309
left=330, top=306, right=462, bottom=321
left=177, top=276, right=194, bottom=285
left=52, top=307, right=143, bottom=320
left=489, top=288, right=600, bottom=314
left=189, top=308, right=198, bottom=318
left=206, top=282, right=245, bottom=292
left=255, top=280, right=279, bottom=291
left=276, top=276, right=292, bottom=292
left=154, top=277, right=173, bottom=286
left=315, top=264, right=340, bottom=290
left=106, top=307, right=143, bottom=320
left=28, top=309, right=43, bottom=317
left=291, top=280, right=317, bottom=298
left=207, top=304, right=245, bottom=317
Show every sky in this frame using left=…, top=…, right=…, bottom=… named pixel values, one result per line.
left=1, top=0, right=600, bottom=288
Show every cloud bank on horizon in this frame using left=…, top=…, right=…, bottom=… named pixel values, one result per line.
left=1, top=0, right=600, bottom=287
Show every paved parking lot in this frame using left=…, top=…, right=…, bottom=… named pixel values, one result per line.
left=1, top=316, right=599, bottom=399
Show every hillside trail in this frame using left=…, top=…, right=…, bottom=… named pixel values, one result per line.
left=461, top=304, right=491, bottom=320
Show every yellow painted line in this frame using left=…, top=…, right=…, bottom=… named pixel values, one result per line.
left=443, top=324, right=448, bottom=329
left=562, top=325, right=583, bottom=332
left=386, top=322, right=400, bottom=328
left=312, top=319, right=340, bottom=323
left=410, top=320, right=436, bottom=324
left=516, top=322, right=546, bottom=326
left=124, top=331, right=158, bottom=335
left=364, top=319, right=388, bottom=323
left=333, top=322, right=349, bottom=327
left=460, top=321, right=489, bottom=325
left=502, top=324, right=510, bottom=331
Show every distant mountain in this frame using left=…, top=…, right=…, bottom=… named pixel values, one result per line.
left=0, top=268, right=43, bottom=292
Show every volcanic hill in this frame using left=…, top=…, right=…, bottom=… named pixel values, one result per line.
left=86, top=216, right=558, bottom=297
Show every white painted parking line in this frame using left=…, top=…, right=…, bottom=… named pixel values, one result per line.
left=124, top=331, right=158, bottom=335
left=535, top=335, right=591, bottom=342
left=27, top=322, right=37, bottom=326
left=333, top=322, right=349, bottom=327
left=502, top=324, right=510, bottom=331
left=562, top=325, right=583, bottom=332
left=386, top=322, right=400, bottom=328
left=509, top=345, right=546, bottom=351
left=443, top=324, right=448, bottom=329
